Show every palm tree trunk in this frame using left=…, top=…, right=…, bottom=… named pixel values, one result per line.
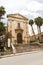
left=31, top=26, right=36, bottom=39
left=38, top=26, right=41, bottom=42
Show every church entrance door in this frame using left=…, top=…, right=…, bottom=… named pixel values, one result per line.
left=17, top=33, right=22, bottom=43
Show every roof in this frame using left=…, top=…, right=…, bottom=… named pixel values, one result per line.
left=7, top=13, right=28, bottom=20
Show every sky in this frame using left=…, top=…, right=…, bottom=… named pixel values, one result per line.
left=0, top=0, right=43, bottom=35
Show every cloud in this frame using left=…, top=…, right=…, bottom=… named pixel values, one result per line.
left=0, top=0, right=43, bottom=34
left=34, top=0, right=43, bottom=3
left=0, top=1, right=43, bottom=21
left=0, top=0, right=43, bottom=18
left=19, top=0, right=43, bottom=19
left=6, top=0, right=26, bottom=14
left=0, top=0, right=26, bottom=14
left=36, top=10, right=43, bottom=17
left=19, top=1, right=43, bottom=19
left=27, top=1, right=43, bottom=12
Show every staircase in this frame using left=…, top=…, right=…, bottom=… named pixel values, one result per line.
left=14, top=43, right=42, bottom=53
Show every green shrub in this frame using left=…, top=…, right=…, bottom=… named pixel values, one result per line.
left=30, top=38, right=36, bottom=43
left=0, top=41, right=4, bottom=51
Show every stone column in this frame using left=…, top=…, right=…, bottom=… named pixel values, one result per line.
left=8, top=38, right=11, bottom=47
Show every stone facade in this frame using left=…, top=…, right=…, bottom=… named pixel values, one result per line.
left=7, top=13, right=30, bottom=44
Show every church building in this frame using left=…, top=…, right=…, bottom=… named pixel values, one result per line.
left=7, top=13, right=30, bottom=44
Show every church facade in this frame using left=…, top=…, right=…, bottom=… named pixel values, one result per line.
left=7, top=13, right=30, bottom=44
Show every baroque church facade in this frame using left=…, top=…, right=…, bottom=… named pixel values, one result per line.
left=7, top=13, right=30, bottom=44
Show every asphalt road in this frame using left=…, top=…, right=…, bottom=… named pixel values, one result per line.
left=0, top=51, right=43, bottom=65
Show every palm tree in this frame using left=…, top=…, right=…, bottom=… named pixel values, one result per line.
left=0, top=6, right=6, bottom=21
left=29, top=19, right=36, bottom=38
left=34, top=16, right=43, bottom=41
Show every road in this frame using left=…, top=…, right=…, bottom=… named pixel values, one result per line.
left=0, top=51, right=43, bottom=65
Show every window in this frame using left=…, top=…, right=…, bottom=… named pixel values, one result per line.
left=18, top=23, right=20, bottom=28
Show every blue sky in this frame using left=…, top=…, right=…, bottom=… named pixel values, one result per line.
left=0, top=0, right=43, bottom=35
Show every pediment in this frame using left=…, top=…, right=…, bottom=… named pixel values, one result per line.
left=7, top=13, right=28, bottom=20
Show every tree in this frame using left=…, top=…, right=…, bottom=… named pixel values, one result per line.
left=0, top=6, right=6, bottom=51
left=0, top=22, right=6, bottom=35
left=34, top=16, right=43, bottom=41
left=29, top=19, right=36, bottom=39
left=0, top=22, right=6, bottom=51
left=0, top=6, right=6, bottom=21
left=5, top=32, right=12, bottom=42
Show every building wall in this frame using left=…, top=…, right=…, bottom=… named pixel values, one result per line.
left=7, top=14, right=30, bottom=44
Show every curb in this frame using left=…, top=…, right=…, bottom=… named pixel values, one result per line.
left=0, top=50, right=43, bottom=59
